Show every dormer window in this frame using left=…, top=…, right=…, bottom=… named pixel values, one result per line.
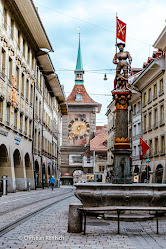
left=75, top=93, right=82, bottom=102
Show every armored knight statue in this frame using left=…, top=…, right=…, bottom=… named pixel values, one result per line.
left=113, top=43, right=132, bottom=89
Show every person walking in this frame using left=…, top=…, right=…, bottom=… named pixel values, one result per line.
left=50, top=176, right=56, bottom=190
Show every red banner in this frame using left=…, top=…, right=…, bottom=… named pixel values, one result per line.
left=139, top=138, right=150, bottom=160
left=116, top=18, right=126, bottom=42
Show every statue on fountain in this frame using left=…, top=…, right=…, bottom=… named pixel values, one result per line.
left=113, top=43, right=132, bottom=89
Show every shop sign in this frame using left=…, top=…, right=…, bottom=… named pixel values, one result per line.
left=0, top=129, right=8, bottom=136
left=87, top=174, right=94, bottom=181
left=14, top=136, right=21, bottom=142
left=14, top=136, right=21, bottom=145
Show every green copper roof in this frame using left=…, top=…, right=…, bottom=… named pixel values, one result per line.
left=75, top=34, right=83, bottom=72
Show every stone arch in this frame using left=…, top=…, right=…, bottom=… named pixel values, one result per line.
left=25, top=153, right=32, bottom=178
left=13, top=149, right=23, bottom=178
left=155, top=164, right=163, bottom=183
left=0, top=144, right=10, bottom=177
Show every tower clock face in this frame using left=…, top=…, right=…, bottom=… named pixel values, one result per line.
left=68, top=117, right=90, bottom=139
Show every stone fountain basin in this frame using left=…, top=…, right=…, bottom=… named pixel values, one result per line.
left=74, top=183, right=166, bottom=207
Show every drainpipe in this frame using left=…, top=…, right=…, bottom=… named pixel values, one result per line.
left=41, top=77, right=45, bottom=189
left=32, top=80, right=36, bottom=190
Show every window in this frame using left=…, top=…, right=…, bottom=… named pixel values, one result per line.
left=1, top=49, right=6, bottom=77
left=6, top=104, right=10, bottom=125
left=23, top=39, right=26, bottom=58
left=14, top=110, right=17, bottom=130
left=35, top=97, right=38, bottom=114
left=26, top=79, right=29, bottom=102
left=133, top=125, right=136, bottom=136
left=138, top=122, right=141, bottom=135
left=160, top=105, right=164, bottom=125
left=144, top=115, right=147, bottom=132
left=39, top=101, right=41, bottom=120
left=87, top=155, right=91, bottom=163
left=29, top=120, right=32, bottom=138
left=16, top=66, right=20, bottom=91
left=133, top=104, right=136, bottom=116
left=75, top=93, right=82, bottom=102
left=143, top=92, right=146, bottom=106
left=134, top=146, right=136, bottom=156
left=38, top=131, right=40, bottom=151
left=0, top=99, right=3, bottom=121
left=21, top=73, right=25, bottom=97
left=30, top=84, right=33, bottom=106
left=8, top=58, right=12, bottom=84
left=11, top=19, right=14, bottom=39
left=161, top=135, right=165, bottom=154
left=3, top=8, right=7, bottom=30
left=153, top=84, right=157, bottom=99
left=20, top=113, right=23, bottom=132
left=28, top=47, right=30, bottom=64
left=137, top=101, right=141, bottom=113
left=159, top=79, right=164, bottom=94
left=154, top=137, right=158, bottom=155
left=25, top=117, right=28, bottom=135
left=148, top=88, right=152, bottom=102
left=18, top=30, right=21, bottom=49
left=34, top=129, right=37, bottom=149
left=99, top=166, right=105, bottom=172
left=149, top=139, right=152, bottom=156
left=154, top=108, right=158, bottom=128
left=76, top=73, right=83, bottom=80
left=148, top=112, right=152, bottom=130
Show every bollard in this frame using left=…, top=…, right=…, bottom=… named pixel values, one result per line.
left=2, top=176, right=7, bottom=195
left=28, top=182, right=31, bottom=192
left=68, top=204, right=83, bottom=233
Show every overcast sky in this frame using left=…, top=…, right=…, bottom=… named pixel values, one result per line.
left=33, top=0, right=166, bottom=125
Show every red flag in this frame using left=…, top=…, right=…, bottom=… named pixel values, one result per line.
left=139, top=138, right=150, bottom=160
left=116, top=18, right=126, bottom=42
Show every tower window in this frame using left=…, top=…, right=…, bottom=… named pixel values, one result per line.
left=76, top=73, right=83, bottom=80
left=75, top=93, right=82, bottom=102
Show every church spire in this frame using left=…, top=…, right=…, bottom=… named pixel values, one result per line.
left=75, top=32, right=84, bottom=85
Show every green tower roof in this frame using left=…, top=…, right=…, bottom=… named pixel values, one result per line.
left=75, top=33, right=83, bottom=72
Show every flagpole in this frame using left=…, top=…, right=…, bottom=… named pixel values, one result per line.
left=116, top=13, right=117, bottom=53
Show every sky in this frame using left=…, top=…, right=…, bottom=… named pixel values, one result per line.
left=33, top=0, right=166, bottom=125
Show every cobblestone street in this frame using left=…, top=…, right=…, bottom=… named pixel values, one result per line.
left=0, top=187, right=166, bottom=248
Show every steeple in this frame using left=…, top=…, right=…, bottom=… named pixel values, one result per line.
left=75, top=33, right=84, bottom=85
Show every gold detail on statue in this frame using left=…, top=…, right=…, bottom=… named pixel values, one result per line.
left=115, top=137, right=129, bottom=143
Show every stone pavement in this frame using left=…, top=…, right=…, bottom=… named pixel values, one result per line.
left=0, top=189, right=166, bottom=249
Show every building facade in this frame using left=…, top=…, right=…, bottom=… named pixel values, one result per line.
left=133, top=50, right=165, bottom=183
left=60, top=35, right=101, bottom=184
left=0, top=0, right=67, bottom=192
left=90, top=126, right=108, bottom=183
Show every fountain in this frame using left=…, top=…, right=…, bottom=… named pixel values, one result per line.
left=74, top=42, right=166, bottom=208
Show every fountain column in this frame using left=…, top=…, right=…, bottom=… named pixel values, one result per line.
left=112, top=89, right=132, bottom=183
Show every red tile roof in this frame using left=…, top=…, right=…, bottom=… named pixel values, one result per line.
left=67, top=84, right=98, bottom=104
left=90, top=132, right=108, bottom=152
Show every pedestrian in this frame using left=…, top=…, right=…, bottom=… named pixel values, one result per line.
left=50, top=175, right=56, bottom=190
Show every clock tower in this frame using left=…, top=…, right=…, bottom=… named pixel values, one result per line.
left=60, top=34, right=101, bottom=184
